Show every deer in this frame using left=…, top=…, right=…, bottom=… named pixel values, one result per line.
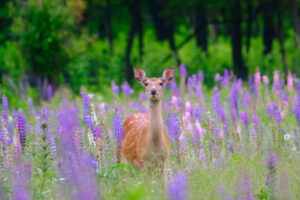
left=122, top=67, right=175, bottom=171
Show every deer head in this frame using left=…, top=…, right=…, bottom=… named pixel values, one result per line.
left=134, top=67, right=175, bottom=103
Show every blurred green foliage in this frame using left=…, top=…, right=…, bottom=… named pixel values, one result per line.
left=0, top=0, right=299, bottom=101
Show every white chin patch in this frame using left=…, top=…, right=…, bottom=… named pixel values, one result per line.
left=150, top=95, right=159, bottom=101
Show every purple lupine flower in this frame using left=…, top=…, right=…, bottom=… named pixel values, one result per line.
left=92, top=126, right=103, bottom=141
left=241, top=89, right=251, bottom=109
left=252, top=110, right=259, bottom=131
left=248, top=75, right=256, bottom=94
left=230, top=84, right=239, bottom=115
left=236, top=176, right=255, bottom=200
left=121, top=82, right=134, bottom=98
left=111, top=81, right=119, bottom=97
left=0, top=118, right=6, bottom=147
left=27, top=98, right=35, bottom=116
left=240, top=112, right=249, bottom=127
left=214, top=73, right=222, bottom=82
left=179, top=134, right=187, bottom=157
left=47, top=84, right=53, bottom=101
left=12, top=159, right=31, bottom=200
left=214, top=125, right=220, bottom=139
left=113, top=109, right=123, bottom=144
left=2, top=95, right=9, bottom=121
left=80, top=88, right=93, bottom=128
left=267, top=103, right=282, bottom=125
left=293, top=87, right=300, bottom=126
left=198, top=71, right=204, bottom=84
left=266, top=153, right=278, bottom=187
left=287, top=71, right=293, bottom=92
left=221, top=69, right=230, bottom=88
left=179, top=63, right=187, bottom=77
left=212, top=87, right=221, bottom=110
left=169, top=79, right=180, bottom=96
left=17, top=112, right=26, bottom=151
left=195, top=84, right=202, bottom=99
left=168, top=114, right=181, bottom=141
left=236, top=78, right=243, bottom=90
left=167, top=172, right=188, bottom=200
left=262, top=75, right=269, bottom=85
left=254, top=69, right=261, bottom=91
left=226, top=140, right=234, bottom=154
left=48, top=131, right=57, bottom=156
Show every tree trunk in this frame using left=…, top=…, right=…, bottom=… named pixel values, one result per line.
left=262, top=2, right=275, bottom=54
left=106, top=0, right=114, bottom=54
left=125, top=20, right=135, bottom=84
left=98, top=4, right=106, bottom=38
left=289, top=0, right=300, bottom=47
left=275, top=10, right=288, bottom=79
left=168, top=33, right=180, bottom=64
left=124, top=0, right=143, bottom=83
left=231, top=4, right=248, bottom=79
left=246, top=4, right=254, bottom=52
left=195, top=6, right=208, bottom=54
left=135, top=0, right=143, bottom=61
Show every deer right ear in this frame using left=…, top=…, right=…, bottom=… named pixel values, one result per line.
left=134, top=67, right=146, bottom=84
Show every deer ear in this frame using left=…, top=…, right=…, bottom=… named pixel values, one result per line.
left=162, top=67, right=175, bottom=84
left=134, top=67, right=146, bottom=84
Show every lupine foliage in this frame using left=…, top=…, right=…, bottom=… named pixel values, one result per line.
left=0, top=67, right=300, bottom=199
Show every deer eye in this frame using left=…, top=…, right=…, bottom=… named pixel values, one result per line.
left=160, top=82, right=163, bottom=86
left=144, top=83, right=148, bottom=86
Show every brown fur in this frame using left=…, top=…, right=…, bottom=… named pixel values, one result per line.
left=121, top=67, right=174, bottom=170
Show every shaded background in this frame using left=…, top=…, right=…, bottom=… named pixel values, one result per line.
left=0, top=0, right=299, bottom=101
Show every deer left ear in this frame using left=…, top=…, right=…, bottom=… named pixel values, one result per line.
left=162, top=67, right=175, bottom=84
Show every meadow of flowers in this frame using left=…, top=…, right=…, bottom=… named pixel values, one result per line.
left=0, top=64, right=300, bottom=199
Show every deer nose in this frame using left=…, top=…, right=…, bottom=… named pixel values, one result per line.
left=151, top=89, right=157, bottom=95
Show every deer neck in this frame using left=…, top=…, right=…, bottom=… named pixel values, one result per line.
left=148, top=101, right=163, bottom=143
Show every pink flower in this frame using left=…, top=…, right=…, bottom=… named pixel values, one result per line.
left=262, top=75, right=269, bottom=85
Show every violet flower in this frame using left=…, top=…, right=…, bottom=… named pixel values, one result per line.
left=236, top=176, right=255, bottom=200
left=47, top=84, right=53, bottom=101
left=12, top=160, right=31, bottom=200
left=293, top=88, right=300, bottom=126
left=239, top=112, right=249, bottom=127
left=266, top=153, right=278, bottom=188
left=92, top=126, right=103, bottom=141
left=179, top=63, right=187, bottom=77
left=80, top=88, right=93, bottom=129
left=121, top=82, right=134, bottom=98
left=226, top=140, right=234, bottom=154
left=111, top=81, right=119, bottom=97
left=2, top=95, right=9, bottom=121
left=221, top=69, right=230, bottom=88
left=113, top=109, right=123, bottom=144
left=17, top=112, right=26, bottom=151
left=167, top=172, right=188, bottom=200
left=198, top=71, right=204, bottom=84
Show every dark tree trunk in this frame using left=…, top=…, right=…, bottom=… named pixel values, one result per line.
left=275, top=9, right=288, bottom=79
left=125, top=21, right=135, bottom=83
left=262, top=2, right=275, bottom=55
left=106, top=0, right=114, bottom=54
left=231, top=4, right=248, bottom=79
left=124, top=0, right=143, bottom=83
left=98, top=4, right=106, bottom=38
left=246, top=4, right=254, bottom=52
left=289, top=0, right=300, bottom=47
left=195, top=6, right=208, bottom=54
left=148, top=0, right=168, bottom=41
left=135, top=0, right=143, bottom=61
left=168, top=33, right=180, bottom=64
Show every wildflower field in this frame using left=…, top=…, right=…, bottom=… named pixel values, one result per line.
left=1, top=66, right=300, bottom=200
